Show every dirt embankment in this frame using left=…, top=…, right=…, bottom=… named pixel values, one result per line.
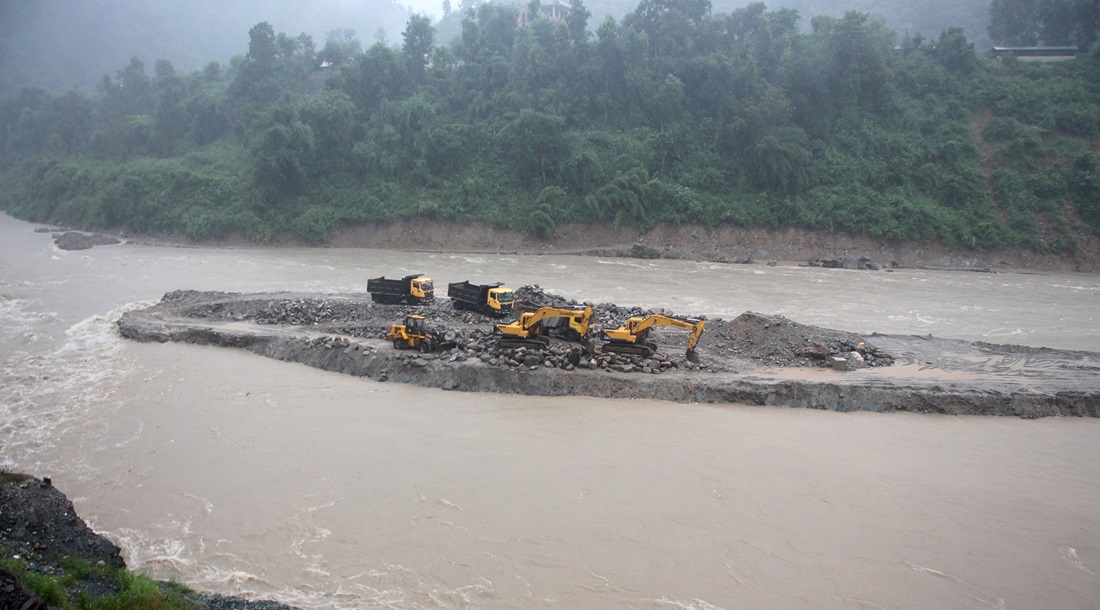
left=117, top=289, right=1100, bottom=418
left=326, top=220, right=1100, bottom=274
left=44, top=219, right=1100, bottom=274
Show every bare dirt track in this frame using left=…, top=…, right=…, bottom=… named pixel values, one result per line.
left=117, top=289, right=1100, bottom=418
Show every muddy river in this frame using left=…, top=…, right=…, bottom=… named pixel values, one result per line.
left=2, top=213, right=1098, bottom=609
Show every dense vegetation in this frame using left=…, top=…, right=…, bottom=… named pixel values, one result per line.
left=1, top=0, right=1098, bottom=251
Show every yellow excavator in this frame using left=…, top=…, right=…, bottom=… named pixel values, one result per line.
left=599, top=314, right=706, bottom=361
left=495, top=306, right=595, bottom=351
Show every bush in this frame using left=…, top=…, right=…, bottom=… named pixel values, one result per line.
left=292, top=206, right=338, bottom=244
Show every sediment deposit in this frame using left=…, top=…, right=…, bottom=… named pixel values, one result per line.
left=117, top=288, right=1100, bottom=418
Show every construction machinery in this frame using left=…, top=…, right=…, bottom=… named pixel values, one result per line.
left=600, top=314, right=706, bottom=361
left=368, top=274, right=434, bottom=304
left=387, top=315, right=457, bottom=352
left=448, top=280, right=514, bottom=317
left=494, top=306, right=595, bottom=350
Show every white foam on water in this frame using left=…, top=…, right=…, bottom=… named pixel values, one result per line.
left=596, top=259, right=647, bottom=269
left=654, top=596, right=727, bottom=610
left=0, top=300, right=152, bottom=475
left=983, top=327, right=1026, bottom=340
left=1059, top=545, right=1098, bottom=576
left=111, top=525, right=191, bottom=575
left=0, top=294, right=63, bottom=346
left=1049, top=283, right=1098, bottom=293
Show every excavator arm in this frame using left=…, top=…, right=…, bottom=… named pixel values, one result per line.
left=601, top=314, right=706, bottom=359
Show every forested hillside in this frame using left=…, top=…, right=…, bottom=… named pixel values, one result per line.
left=435, top=0, right=994, bottom=62
left=1, top=0, right=1098, bottom=252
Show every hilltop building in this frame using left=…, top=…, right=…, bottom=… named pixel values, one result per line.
left=515, top=1, right=571, bottom=28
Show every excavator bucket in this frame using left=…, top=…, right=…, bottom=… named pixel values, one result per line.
left=686, top=348, right=700, bottom=363
left=580, top=334, right=596, bottom=356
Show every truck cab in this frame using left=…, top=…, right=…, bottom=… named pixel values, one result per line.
left=410, top=277, right=434, bottom=301
left=486, top=286, right=514, bottom=314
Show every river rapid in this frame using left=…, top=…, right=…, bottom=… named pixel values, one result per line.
left=2, top=213, right=1099, bottom=609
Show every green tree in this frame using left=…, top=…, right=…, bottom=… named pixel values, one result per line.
left=152, top=59, right=188, bottom=155
left=299, top=91, right=358, bottom=175
left=500, top=109, right=567, bottom=184
left=333, top=43, right=406, bottom=114
left=232, top=22, right=280, bottom=104
left=748, top=126, right=812, bottom=197
left=403, top=14, right=436, bottom=85
left=251, top=113, right=316, bottom=198
left=527, top=186, right=563, bottom=237
left=319, top=28, right=362, bottom=67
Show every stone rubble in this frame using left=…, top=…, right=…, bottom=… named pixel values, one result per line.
left=157, top=286, right=894, bottom=373
left=119, top=289, right=1100, bottom=418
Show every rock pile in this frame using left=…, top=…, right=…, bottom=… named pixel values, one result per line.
left=711, top=312, right=893, bottom=368
left=149, top=288, right=890, bottom=373
left=120, top=290, right=1099, bottom=418
left=53, top=231, right=120, bottom=251
left=381, top=327, right=698, bottom=375
left=803, top=256, right=888, bottom=271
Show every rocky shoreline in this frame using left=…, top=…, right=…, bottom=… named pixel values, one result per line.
left=0, top=472, right=300, bottom=610
left=117, top=288, right=1100, bottom=419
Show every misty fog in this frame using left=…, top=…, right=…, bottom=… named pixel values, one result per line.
left=1, top=0, right=993, bottom=99
left=0, top=0, right=416, bottom=97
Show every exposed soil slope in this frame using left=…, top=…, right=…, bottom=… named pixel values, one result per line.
left=47, top=219, right=1100, bottom=274
left=326, top=220, right=1100, bottom=274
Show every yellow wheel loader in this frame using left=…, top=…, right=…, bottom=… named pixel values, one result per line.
left=387, top=315, right=457, bottom=353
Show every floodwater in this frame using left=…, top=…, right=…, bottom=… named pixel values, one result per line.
left=2, top=213, right=1098, bottom=609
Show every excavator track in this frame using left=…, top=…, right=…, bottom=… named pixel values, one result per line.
left=495, top=335, right=551, bottom=350
left=600, top=340, right=657, bottom=358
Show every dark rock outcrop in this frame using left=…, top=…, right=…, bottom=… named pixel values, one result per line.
left=0, top=474, right=301, bottom=610
left=53, top=232, right=120, bottom=250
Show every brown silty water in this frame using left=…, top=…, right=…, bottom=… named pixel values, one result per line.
left=1, top=214, right=1098, bottom=609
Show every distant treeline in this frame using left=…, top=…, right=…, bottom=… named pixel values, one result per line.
left=1, top=0, right=1098, bottom=250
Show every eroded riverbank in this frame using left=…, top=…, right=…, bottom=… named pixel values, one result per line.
left=117, top=289, right=1100, bottom=418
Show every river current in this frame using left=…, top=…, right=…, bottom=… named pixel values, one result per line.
left=1, top=213, right=1098, bottom=609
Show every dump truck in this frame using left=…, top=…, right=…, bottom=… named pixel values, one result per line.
left=386, top=314, right=457, bottom=352
left=600, top=314, right=705, bottom=361
left=447, top=280, right=514, bottom=317
left=495, top=306, right=595, bottom=350
left=367, top=273, right=434, bottom=305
